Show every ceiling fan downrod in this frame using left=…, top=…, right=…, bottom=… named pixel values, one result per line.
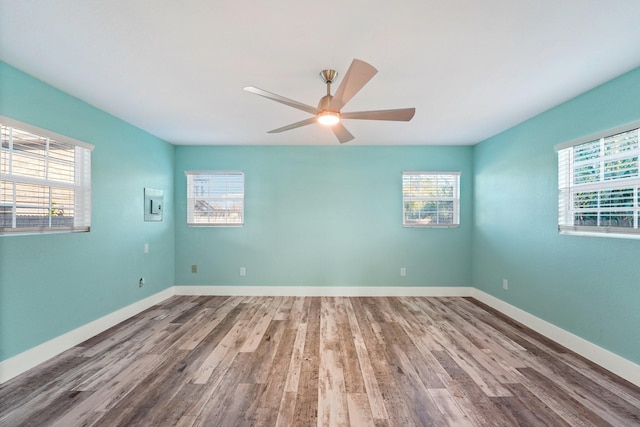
left=318, top=69, right=337, bottom=109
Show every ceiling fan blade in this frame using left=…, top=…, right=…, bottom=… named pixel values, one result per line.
left=341, top=108, right=416, bottom=121
left=244, top=86, right=320, bottom=115
left=328, top=59, right=378, bottom=111
left=332, top=122, right=355, bottom=144
left=267, top=117, right=318, bottom=133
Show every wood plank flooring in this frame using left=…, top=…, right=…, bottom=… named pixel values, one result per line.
left=1, top=296, right=640, bottom=426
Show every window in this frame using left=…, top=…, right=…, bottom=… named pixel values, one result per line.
left=402, top=171, right=460, bottom=227
left=557, top=121, right=640, bottom=237
left=186, top=171, right=244, bottom=226
left=1, top=117, right=93, bottom=235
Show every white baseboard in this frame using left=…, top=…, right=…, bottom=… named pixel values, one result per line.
left=2, top=285, right=639, bottom=389
left=174, top=285, right=473, bottom=297
left=471, top=288, right=640, bottom=388
left=0, top=287, right=175, bottom=384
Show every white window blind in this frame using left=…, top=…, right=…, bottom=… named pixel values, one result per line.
left=1, top=117, right=93, bottom=235
left=402, top=171, right=460, bottom=227
left=557, top=122, right=640, bottom=237
left=186, top=171, right=244, bottom=226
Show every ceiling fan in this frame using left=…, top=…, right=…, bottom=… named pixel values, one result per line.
left=244, top=59, right=416, bottom=144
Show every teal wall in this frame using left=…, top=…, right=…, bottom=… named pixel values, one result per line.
left=0, top=62, right=175, bottom=361
left=472, top=66, right=640, bottom=364
left=175, top=145, right=473, bottom=287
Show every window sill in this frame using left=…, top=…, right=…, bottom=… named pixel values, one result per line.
left=559, top=229, right=640, bottom=240
left=403, top=224, right=460, bottom=228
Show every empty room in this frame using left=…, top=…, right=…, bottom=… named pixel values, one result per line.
left=1, top=1, right=640, bottom=426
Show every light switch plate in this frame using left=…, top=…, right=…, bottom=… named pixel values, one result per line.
left=144, top=188, right=164, bottom=222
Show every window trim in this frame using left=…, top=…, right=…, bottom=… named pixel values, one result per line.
left=185, top=170, right=245, bottom=227
left=555, top=119, right=640, bottom=239
left=1, top=116, right=94, bottom=236
left=402, top=171, right=461, bottom=228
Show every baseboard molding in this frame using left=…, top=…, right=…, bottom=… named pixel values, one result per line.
left=471, top=288, right=640, bottom=388
left=3, top=285, right=639, bottom=389
left=0, top=287, right=175, bottom=384
left=174, top=285, right=473, bottom=297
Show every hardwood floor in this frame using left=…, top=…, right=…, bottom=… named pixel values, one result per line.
left=1, top=296, right=640, bottom=426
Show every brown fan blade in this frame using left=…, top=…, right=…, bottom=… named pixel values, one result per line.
left=328, top=59, right=377, bottom=111
left=267, top=117, right=318, bottom=133
left=332, top=122, right=355, bottom=144
left=341, top=108, right=416, bottom=121
left=244, top=86, right=320, bottom=115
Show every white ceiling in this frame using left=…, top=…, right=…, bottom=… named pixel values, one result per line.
left=1, top=1, right=640, bottom=146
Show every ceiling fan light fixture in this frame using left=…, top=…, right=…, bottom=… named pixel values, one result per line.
left=317, top=111, right=340, bottom=126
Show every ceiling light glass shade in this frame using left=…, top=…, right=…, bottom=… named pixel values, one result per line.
left=317, top=111, right=340, bottom=126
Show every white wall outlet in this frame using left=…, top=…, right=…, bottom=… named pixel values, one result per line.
left=139, top=277, right=145, bottom=287
left=240, top=267, right=246, bottom=276
left=144, top=243, right=149, bottom=254
left=503, top=279, right=508, bottom=290
left=400, top=267, right=406, bottom=277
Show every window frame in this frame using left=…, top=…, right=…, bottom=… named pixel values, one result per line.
left=556, top=120, right=640, bottom=239
left=185, top=170, right=245, bottom=227
left=402, top=171, right=461, bottom=228
left=1, top=116, right=94, bottom=236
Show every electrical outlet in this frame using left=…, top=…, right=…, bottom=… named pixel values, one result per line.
left=400, top=267, right=406, bottom=277
left=144, top=243, right=149, bottom=254
left=503, top=279, right=508, bottom=290
left=191, top=264, right=198, bottom=273
left=240, top=267, right=246, bottom=276
left=139, top=277, right=145, bottom=288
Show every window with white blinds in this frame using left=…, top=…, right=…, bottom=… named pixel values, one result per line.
left=557, top=121, right=640, bottom=237
left=186, top=171, right=244, bottom=226
left=1, top=117, right=93, bottom=235
left=402, top=171, right=460, bottom=227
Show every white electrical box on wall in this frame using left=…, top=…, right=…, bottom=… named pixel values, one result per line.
left=144, top=188, right=164, bottom=222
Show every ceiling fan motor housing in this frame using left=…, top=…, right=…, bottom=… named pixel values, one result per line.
left=318, top=94, right=334, bottom=110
